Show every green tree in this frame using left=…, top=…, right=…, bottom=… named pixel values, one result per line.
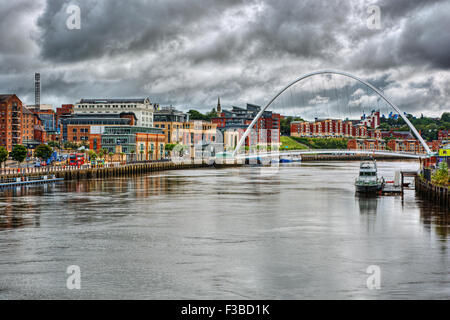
left=108, top=152, right=114, bottom=163
left=98, top=148, right=108, bottom=159
left=10, top=145, right=27, bottom=168
left=432, top=161, right=449, bottom=186
left=88, top=150, right=97, bottom=161
left=48, top=141, right=60, bottom=149
left=378, top=123, right=391, bottom=130
left=292, top=137, right=348, bottom=149
left=63, top=141, right=78, bottom=150
left=35, top=144, right=53, bottom=161
left=188, top=109, right=210, bottom=121
left=165, top=143, right=178, bottom=152
left=379, top=112, right=450, bottom=142
left=441, top=112, right=450, bottom=123
left=205, top=108, right=218, bottom=119
left=0, top=146, right=8, bottom=169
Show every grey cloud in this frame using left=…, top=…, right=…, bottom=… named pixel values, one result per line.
left=347, top=0, right=450, bottom=71
left=35, top=0, right=249, bottom=62
left=375, top=0, right=446, bottom=20
left=398, top=3, right=450, bottom=69
left=0, top=0, right=448, bottom=117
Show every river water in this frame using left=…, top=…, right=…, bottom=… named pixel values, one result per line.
left=0, top=161, right=448, bottom=299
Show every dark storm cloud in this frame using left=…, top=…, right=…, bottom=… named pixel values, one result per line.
left=0, top=0, right=448, bottom=116
left=375, top=0, right=446, bottom=20
left=348, top=0, right=450, bottom=71
left=0, top=0, right=40, bottom=54
left=36, top=0, right=249, bottom=62
left=397, top=4, right=450, bottom=69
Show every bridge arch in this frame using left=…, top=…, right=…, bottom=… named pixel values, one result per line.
left=232, top=70, right=431, bottom=156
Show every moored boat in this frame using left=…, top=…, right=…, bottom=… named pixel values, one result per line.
left=355, top=160, right=384, bottom=193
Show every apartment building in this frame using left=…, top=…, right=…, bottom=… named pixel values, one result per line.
left=74, top=98, right=155, bottom=128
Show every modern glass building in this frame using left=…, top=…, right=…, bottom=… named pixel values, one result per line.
left=60, top=113, right=133, bottom=141
left=101, top=126, right=165, bottom=157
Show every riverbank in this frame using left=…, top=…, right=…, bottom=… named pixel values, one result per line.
left=0, top=154, right=418, bottom=183
left=415, top=175, right=449, bottom=208
left=300, top=154, right=419, bottom=161
left=0, top=161, right=243, bottom=182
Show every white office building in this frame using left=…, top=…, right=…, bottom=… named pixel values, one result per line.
left=74, top=98, right=156, bottom=128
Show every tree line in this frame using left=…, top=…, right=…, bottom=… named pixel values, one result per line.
left=379, top=112, right=449, bottom=141
left=0, top=144, right=53, bottom=169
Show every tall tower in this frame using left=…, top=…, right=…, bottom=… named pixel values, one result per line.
left=217, top=97, right=221, bottom=113
left=35, top=73, right=40, bottom=110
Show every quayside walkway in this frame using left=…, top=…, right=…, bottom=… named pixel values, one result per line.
left=0, top=160, right=242, bottom=182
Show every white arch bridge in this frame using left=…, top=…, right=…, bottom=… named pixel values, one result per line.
left=234, top=149, right=430, bottom=162
left=231, top=70, right=433, bottom=158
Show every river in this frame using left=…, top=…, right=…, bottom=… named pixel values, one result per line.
left=0, top=160, right=448, bottom=299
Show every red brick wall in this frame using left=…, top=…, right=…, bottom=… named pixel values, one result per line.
left=0, top=95, right=23, bottom=151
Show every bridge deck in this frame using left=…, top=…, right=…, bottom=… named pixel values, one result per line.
left=235, top=149, right=430, bottom=160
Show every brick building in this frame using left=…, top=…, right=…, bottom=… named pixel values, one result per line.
left=387, top=139, right=426, bottom=153
left=360, top=110, right=380, bottom=129
left=56, top=104, right=74, bottom=128
left=428, top=140, right=443, bottom=152
left=60, top=113, right=137, bottom=152
left=438, top=129, right=448, bottom=141
left=74, top=98, right=155, bottom=128
left=0, top=94, right=45, bottom=152
left=153, top=106, right=218, bottom=158
left=153, top=106, right=189, bottom=143
left=101, top=126, right=166, bottom=160
left=22, top=107, right=36, bottom=142
left=291, top=119, right=369, bottom=138
left=380, top=130, right=415, bottom=140
left=290, top=110, right=382, bottom=139
left=0, top=94, right=23, bottom=151
left=291, top=110, right=382, bottom=139
left=211, top=103, right=280, bottom=147
left=347, top=139, right=386, bottom=151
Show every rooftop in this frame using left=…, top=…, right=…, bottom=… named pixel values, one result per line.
left=102, top=126, right=163, bottom=135
left=22, top=106, right=34, bottom=114
left=0, top=94, right=15, bottom=103
left=64, top=112, right=137, bottom=119
left=78, top=98, right=150, bottom=104
left=381, top=131, right=415, bottom=139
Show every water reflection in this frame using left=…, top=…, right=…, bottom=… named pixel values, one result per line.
left=357, top=194, right=379, bottom=214
left=0, top=162, right=448, bottom=299
left=63, top=173, right=180, bottom=197
left=418, top=198, right=450, bottom=241
left=0, top=186, right=46, bottom=230
left=357, top=194, right=379, bottom=233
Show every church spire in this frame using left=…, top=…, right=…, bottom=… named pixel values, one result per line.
left=217, top=97, right=221, bottom=113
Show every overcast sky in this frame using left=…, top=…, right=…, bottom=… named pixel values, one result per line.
left=0, top=0, right=449, bottom=117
